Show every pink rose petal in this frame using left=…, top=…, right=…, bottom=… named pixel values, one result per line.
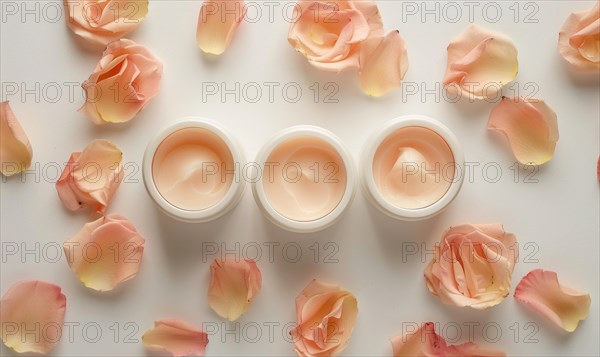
left=64, top=0, right=149, bottom=46
left=597, top=155, right=600, bottom=181
left=359, top=30, right=409, bottom=97
left=1, top=101, right=33, bottom=177
left=142, top=319, right=209, bottom=357
left=514, top=269, right=591, bottom=332
left=391, top=322, right=505, bottom=357
left=0, top=280, right=66, bottom=354
left=488, top=97, right=559, bottom=166
left=443, top=24, right=518, bottom=100
left=56, top=139, right=123, bottom=214
left=559, top=1, right=600, bottom=72
left=64, top=214, right=145, bottom=291
left=291, top=279, right=358, bottom=357
left=196, top=0, right=246, bottom=55
left=208, top=259, right=262, bottom=321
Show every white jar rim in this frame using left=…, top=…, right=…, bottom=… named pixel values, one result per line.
left=142, top=117, right=246, bottom=223
left=361, top=115, right=465, bottom=221
left=252, top=125, right=356, bottom=233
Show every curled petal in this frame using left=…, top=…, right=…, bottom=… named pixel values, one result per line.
left=559, top=1, right=600, bottom=72
left=142, top=320, right=209, bottom=357
left=597, top=155, right=600, bottom=181
left=488, top=97, right=559, bottom=165
left=514, top=269, right=591, bottom=332
left=391, top=322, right=446, bottom=356
left=359, top=30, right=409, bottom=97
left=64, top=214, right=145, bottom=291
left=291, top=279, right=358, bottom=357
left=391, top=322, right=505, bottom=357
left=1, top=101, right=33, bottom=177
left=196, top=0, right=246, bottom=55
left=443, top=24, right=518, bottom=100
left=0, top=280, right=66, bottom=354
left=64, top=0, right=149, bottom=46
left=208, top=259, right=262, bottom=321
left=56, top=139, right=123, bottom=214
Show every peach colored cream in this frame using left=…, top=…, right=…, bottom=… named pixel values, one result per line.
left=152, top=127, right=234, bottom=210
left=373, top=126, right=455, bottom=209
left=263, top=136, right=346, bottom=221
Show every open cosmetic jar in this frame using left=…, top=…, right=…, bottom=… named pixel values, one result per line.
left=252, top=126, right=356, bottom=233
left=143, top=117, right=246, bottom=222
left=361, top=116, right=465, bottom=221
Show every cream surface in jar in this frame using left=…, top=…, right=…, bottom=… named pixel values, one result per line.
left=372, top=126, right=455, bottom=209
left=362, top=116, right=464, bottom=221
left=252, top=126, right=356, bottom=233
left=152, top=127, right=234, bottom=211
left=262, top=135, right=347, bottom=221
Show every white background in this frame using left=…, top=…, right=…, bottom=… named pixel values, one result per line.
left=1, top=0, right=599, bottom=356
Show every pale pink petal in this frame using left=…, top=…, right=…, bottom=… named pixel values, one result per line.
left=142, top=320, right=208, bottom=357
left=559, top=1, right=600, bottom=72
left=488, top=97, right=559, bottom=165
left=291, top=279, right=358, bottom=357
left=446, top=342, right=506, bottom=356
left=443, top=24, right=518, bottom=100
left=514, top=269, right=591, bottom=332
left=55, top=139, right=123, bottom=214
left=597, top=155, right=600, bottom=181
left=208, top=259, right=262, bottom=321
left=81, top=39, right=162, bottom=124
left=391, top=322, right=505, bottom=357
left=63, top=214, right=144, bottom=291
left=0, top=280, right=66, bottom=354
left=196, top=0, right=246, bottom=55
left=359, top=30, right=409, bottom=97
left=391, top=322, right=445, bottom=356
left=0, top=101, right=33, bottom=177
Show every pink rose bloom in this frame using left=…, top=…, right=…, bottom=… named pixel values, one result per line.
left=291, top=279, right=358, bottom=356
left=288, top=0, right=384, bottom=72
left=558, top=1, right=599, bottom=72
left=64, top=0, right=149, bottom=46
left=424, top=224, right=517, bottom=309
left=81, top=39, right=162, bottom=124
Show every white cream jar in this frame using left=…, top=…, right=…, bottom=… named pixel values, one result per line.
left=143, top=117, right=245, bottom=222
left=361, top=116, right=464, bottom=220
left=252, top=126, right=356, bottom=233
